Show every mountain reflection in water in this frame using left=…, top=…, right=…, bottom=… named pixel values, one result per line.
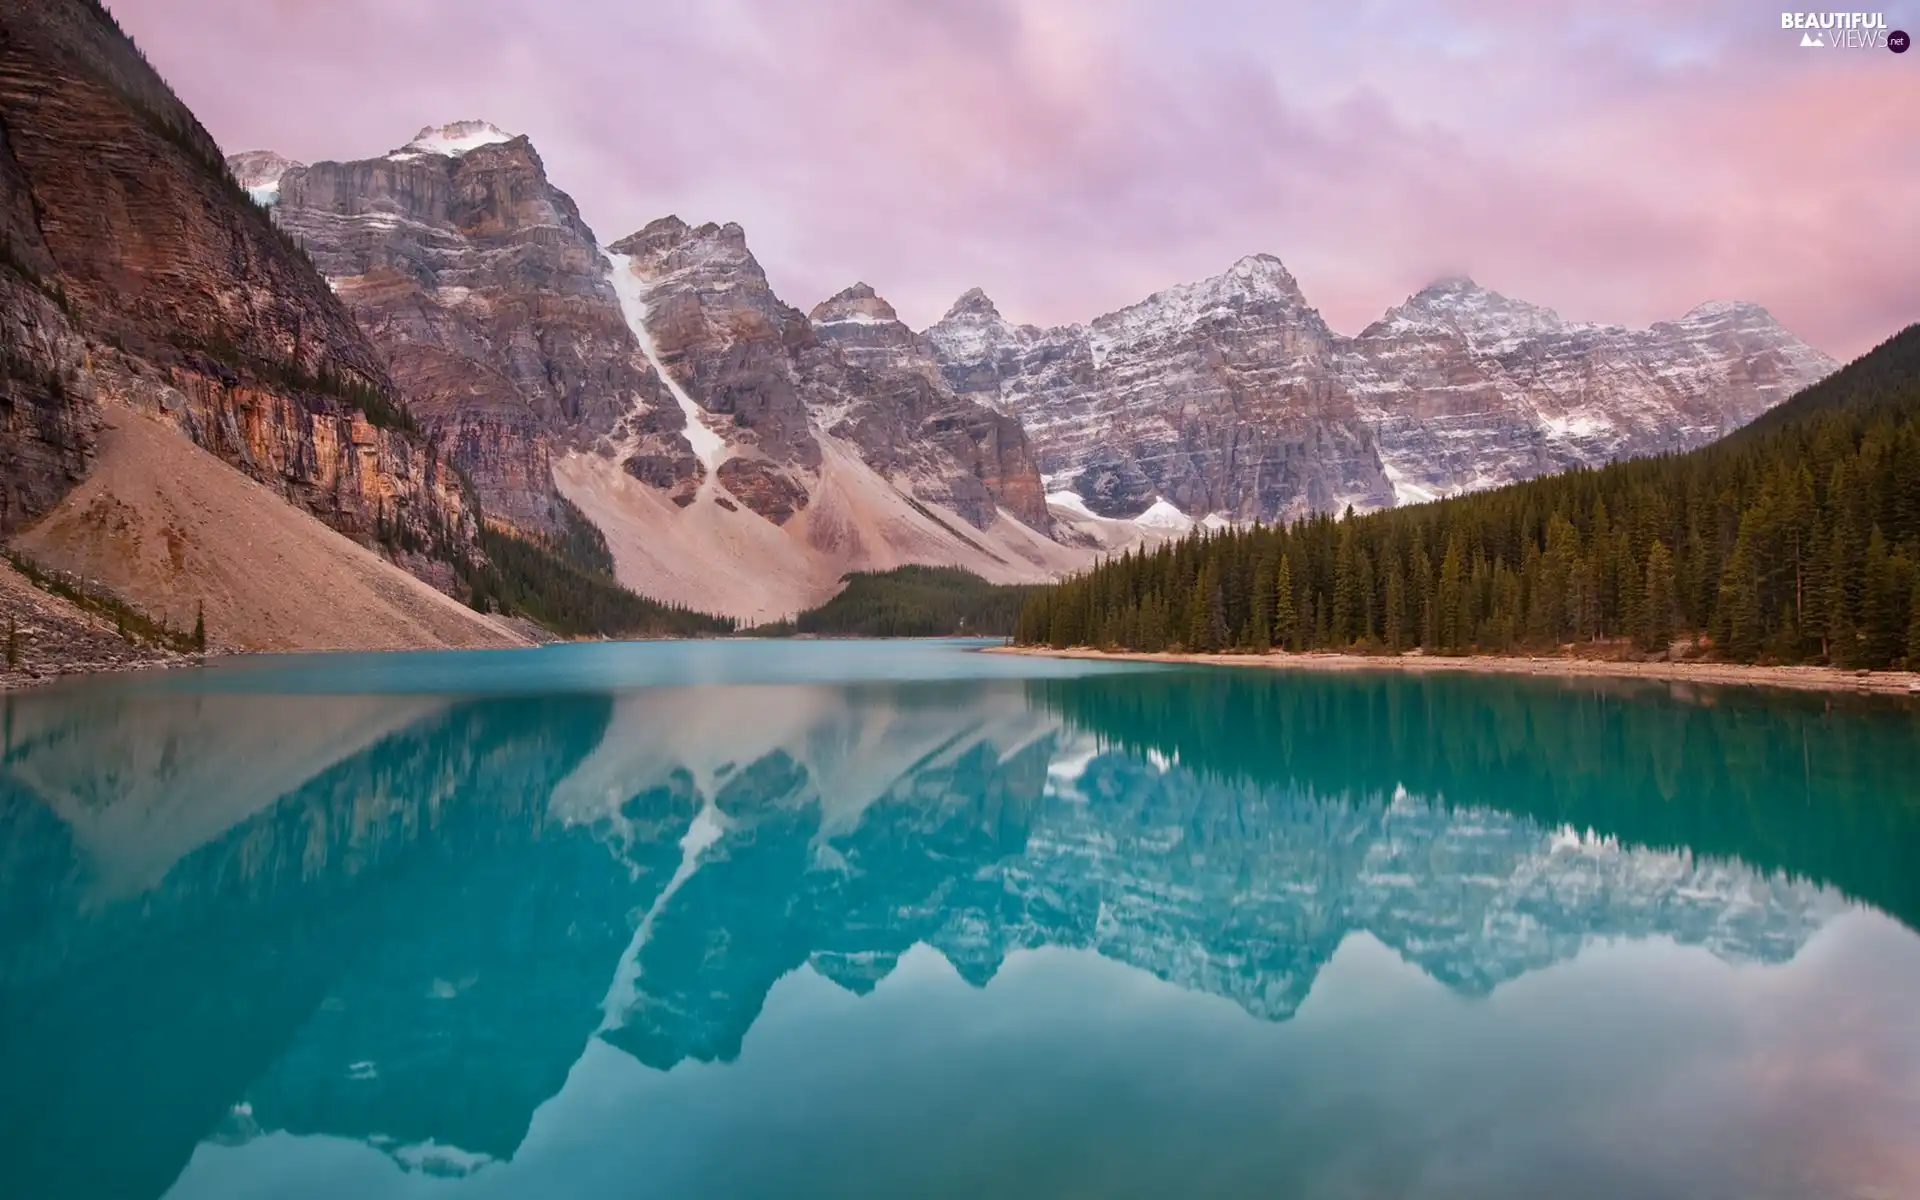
left=1, top=645, right=1916, bottom=1199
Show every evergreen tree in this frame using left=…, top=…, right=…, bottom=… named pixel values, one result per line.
left=1719, top=523, right=1764, bottom=661
left=1640, top=540, right=1677, bottom=652
left=1250, top=552, right=1276, bottom=653
left=1274, top=556, right=1299, bottom=651
left=4, top=615, right=16, bottom=669
left=1437, top=534, right=1466, bottom=653
left=1331, top=526, right=1358, bottom=646
left=1384, top=557, right=1408, bottom=652
left=193, top=602, right=206, bottom=653
left=1187, top=558, right=1228, bottom=653
left=1908, top=578, right=1920, bottom=668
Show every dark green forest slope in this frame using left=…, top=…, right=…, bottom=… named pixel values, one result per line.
left=1017, top=325, right=1920, bottom=667
left=756, top=566, right=1034, bottom=638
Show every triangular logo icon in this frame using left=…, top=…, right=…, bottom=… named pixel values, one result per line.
left=1800, top=30, right=1825, bottom=46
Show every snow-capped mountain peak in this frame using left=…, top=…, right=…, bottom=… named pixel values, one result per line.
left=390, top=120, right=515, bottom=161
left=1367, top=277, right=1566, bottom=346
left=944, top=287, right=1003, bottom=321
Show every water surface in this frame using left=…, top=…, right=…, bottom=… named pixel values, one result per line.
left=2, top=641, right=1918, bottom=1199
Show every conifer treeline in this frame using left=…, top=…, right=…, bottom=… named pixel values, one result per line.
left=754, top=566, right=1036, bottom=638
left=1016, top=326, right=1920, bottom=667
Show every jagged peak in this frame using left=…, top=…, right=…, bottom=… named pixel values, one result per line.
left=1414, top=274, right=1484, bottom=299
left=1365, top=275, right=1564, bottom=342
left=607, top=215, right=770, bottom=288
left=607, top=215, right=693, bottom=256
left=1158, top=253, right=1308, bottom=307
left=809, top=282, right=901, bottom=327
left=940, top=287, right=1003, bottom=323
left=1230, top=251, right=1292, bottom=275
left=1085, top=252, right=1316, bottom=345
left=392, top=120, right=515, bottom=160
left=1677, top=299, right=1773, bottom=324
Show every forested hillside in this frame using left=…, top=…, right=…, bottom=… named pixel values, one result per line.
left=756, top=566, right=1034, bottom=638
left=1017, top=325, right=1920, bottom=667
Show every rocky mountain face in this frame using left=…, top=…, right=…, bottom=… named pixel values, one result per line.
left=1340, top=279, right=1842, bottom=504
left=0, top=0, right=484, bottom=594
left=928, top=257, right=1393, bottom=522
left=263, top=122, right=657, bottom=533
left=926, top=262, right=1838, bottom=522
left=602, top=215, right=825, bottom=521
left=808, top=282, right=1047, bottom=529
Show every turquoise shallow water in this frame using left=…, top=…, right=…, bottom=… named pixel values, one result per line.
left=2, top=640, right=1918, bottom=1199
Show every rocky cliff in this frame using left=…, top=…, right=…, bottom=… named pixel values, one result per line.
left=926, top=261, right=1838, bottom=523
left=263, top=122, right=658, bottom=533
left=0, top=0, right=495, bottom=636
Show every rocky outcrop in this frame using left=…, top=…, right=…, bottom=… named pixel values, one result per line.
left=0, top=0, right=482, bottom=583
left=927, top=262, right=1837, bottom=522
left=262, top=122, right=659, bottom=532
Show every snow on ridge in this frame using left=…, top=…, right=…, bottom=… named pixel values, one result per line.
left=392, top=121, right=514, bottom=161
left=814, top=311, right=893, bottom=327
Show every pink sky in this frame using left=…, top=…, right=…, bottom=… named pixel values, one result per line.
left=115, top=0, right=1918, bottom=358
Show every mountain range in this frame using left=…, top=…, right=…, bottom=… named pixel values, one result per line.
left=0, top=0, right=1842, bottom=646
left=235, top=119, right=1836, bottom=620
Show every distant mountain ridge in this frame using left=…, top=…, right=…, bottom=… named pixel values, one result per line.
left=925, top=261, right=1837, bottom=523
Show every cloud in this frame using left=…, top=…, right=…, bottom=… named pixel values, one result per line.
left=112, top=0, right=1919, bottom=356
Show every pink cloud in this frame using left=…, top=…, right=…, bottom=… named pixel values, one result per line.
left=110, top=0, right=1919, bottom=357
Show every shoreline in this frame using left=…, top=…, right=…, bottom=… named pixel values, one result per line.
left=986, top=645, right=1920, bottom=697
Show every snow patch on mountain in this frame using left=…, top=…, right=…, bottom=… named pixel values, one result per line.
left=1132, top=498, right=1195, bottom=533
left=390, top=121, right=514, bottom=161
left=1379, top=461, right=1440, bottom=506
left=604, top=251, right=729, bottom=478
left=227, top=150, right=303, bottom=209
left=1045, top=488, right=1099, bottom=521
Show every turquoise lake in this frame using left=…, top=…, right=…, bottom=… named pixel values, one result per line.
left=2, top=640, right=1918, bottom=1198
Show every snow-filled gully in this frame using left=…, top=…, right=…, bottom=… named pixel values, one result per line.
left=604, top=252, right=730, bottom=497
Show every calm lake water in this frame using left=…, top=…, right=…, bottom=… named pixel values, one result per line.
left=3, top=640, right=1918, bottom=1199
